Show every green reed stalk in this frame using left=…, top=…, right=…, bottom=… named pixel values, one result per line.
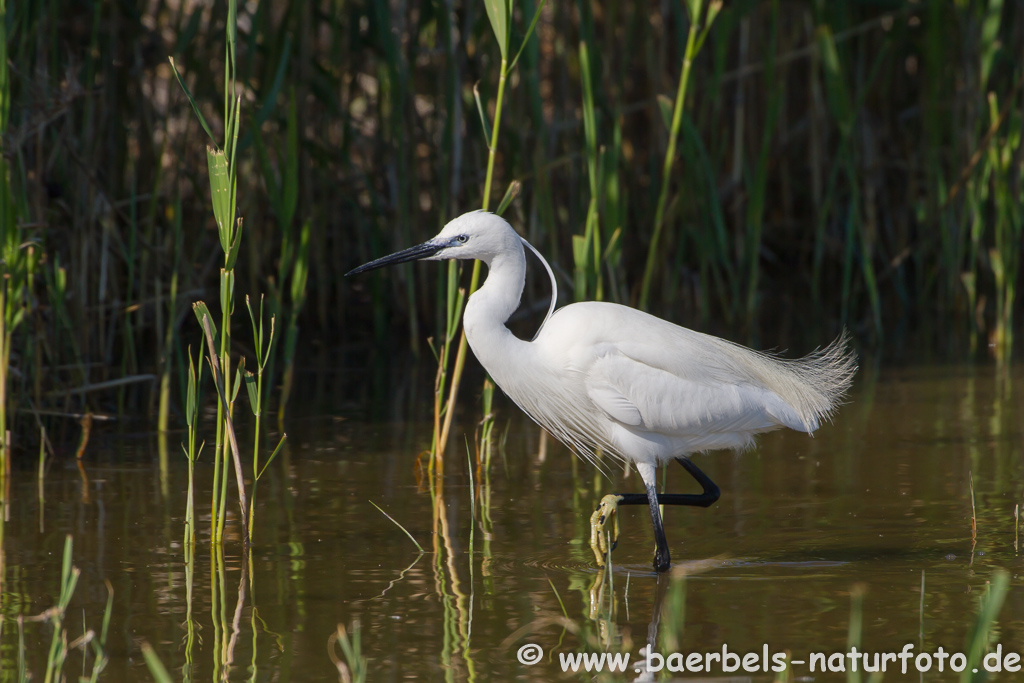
left=329, top=621, right=367, bottom=683
left=434, top=63, right=504, bottom=462
left=250, top=600, right=258, bottom=683
left=0, top=43, right=39, bottom=470
left=476, top=378, right=495, bottom=472
left=141, top=643, right=174, bottom=683
left=211, top=542, right=228, bottom=678
left=37, top=425, right=45, bottom=509
left=659, top=577, right=686, bottom=654
left=215, top=274, right=233, bottom=541
left=243, top=295, right=286, bottom=541
left=983, top=91, right=1021, bottom=362
left=0, top=288, right=6, bottom=462
left=157, top=199, right=182, bottom=433
left=43, top=536, right=79, bottom=683
left=574, top=40, right=603, bottom=302
left=171, top=0, right=244, bottom=543
left=183, top=524, right=196, bottom=681
left=602, top=119, right=625, bottom=303
left=961, top=570, right=1009, bottom=683
left=278, top=221, right=311, bottom=430
left=87, top=580, right=114, bottom=683
left=183, top=346, right=203, bottom=552
left=429, top=262, right=465, bottom=474
left=0, top=0, right=14, bottom=465
left=434, top=0, right=546, bottom=460
left=432, top=181, right=519, bottom=477
left=949, top=11, right=984, bottom=343
left=195, top=303, right=249, bottom=540
left=639, top=0, right=721, bottom=311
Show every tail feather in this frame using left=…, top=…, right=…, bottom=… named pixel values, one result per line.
left=711, top=329, right=857, bottom=434
left=770, top=329, right=857, bottom=432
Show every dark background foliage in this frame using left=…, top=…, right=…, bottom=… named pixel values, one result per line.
left=4, top=0, right=1023, bottom=431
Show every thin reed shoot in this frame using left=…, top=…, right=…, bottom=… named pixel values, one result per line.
left=369, top=500, right=425, bottom=553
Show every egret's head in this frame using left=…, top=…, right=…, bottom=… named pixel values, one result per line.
left=346, top=211, right=519, bottom=276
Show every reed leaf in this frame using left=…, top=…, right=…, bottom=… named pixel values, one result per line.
left=193, top=302, right=218, bottom=341
left=495, top=180, right=521, bottom=216
left=256, top=434, right=287, bottom=480
left=483, top=0, right=511, bottom=59
left=207, top=148, right=233, bottom=249
left=168, top=58, right=217, bottom=145
left=186, top=351, right=197, bottom=428
left=508, top=0, right=548, bottom=72
left=243, top=369, right=257, bottom=413
left=473, top=83, right=491, bottom=149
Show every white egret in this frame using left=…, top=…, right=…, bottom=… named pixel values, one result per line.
left=348, top=211, right=856, bottom=572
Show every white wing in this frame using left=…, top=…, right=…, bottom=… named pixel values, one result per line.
left=585, top=351, right=804, bottom=436
left=547, top=301, right=855, bottom=433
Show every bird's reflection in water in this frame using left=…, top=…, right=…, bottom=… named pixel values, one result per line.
left=585, top=557, right=730, bottom=682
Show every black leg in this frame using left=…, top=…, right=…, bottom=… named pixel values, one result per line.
left=645, top=478, right=671, bottom=572
left=666, top=457, right=721, bottom=507
left=597, top=458, right=720, bottom=572
left=600, top=458, right=720, bottom=509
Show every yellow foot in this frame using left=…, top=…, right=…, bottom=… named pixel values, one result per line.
left=589, top=494, right=624, bottom=566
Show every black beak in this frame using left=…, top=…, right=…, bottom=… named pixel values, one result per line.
left=346, top=240, right=445, bottom=276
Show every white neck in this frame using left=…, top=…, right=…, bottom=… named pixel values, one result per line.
left=463, top=244, right=529, bottom=380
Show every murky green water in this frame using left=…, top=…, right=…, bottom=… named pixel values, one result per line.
left=3, top=365, right=1023, bottom=681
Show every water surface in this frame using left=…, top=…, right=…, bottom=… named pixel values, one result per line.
left=3, top=365, right=1023, bottom=681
